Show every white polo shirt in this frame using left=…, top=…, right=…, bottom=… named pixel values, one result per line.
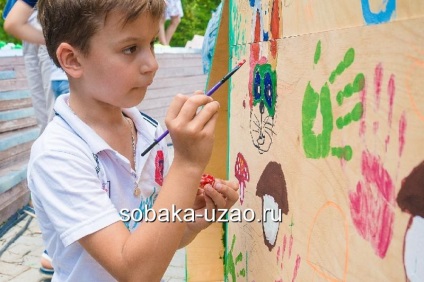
left=28, top=94, right=169, bottom=281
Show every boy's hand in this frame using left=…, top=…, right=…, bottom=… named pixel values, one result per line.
left=188, top=178, right=239, bottom=233
left=166, top=91, right=220, bottom=172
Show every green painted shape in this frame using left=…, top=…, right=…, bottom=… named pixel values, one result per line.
left=230, top=0, right=244, bottom=46
left=225, top=234, right=237, bottom=281
left=302, top=82, right=334, bottom=159
left=336, top=102, right=364, bottom=129
left=343, top=48, right=355, bottom=68
left=302, top=42, right=363, bottom=161
left=353, top=73, right=365, bottom=92
left=329, top=48, right=355, bottom=84
left=336, top=73, right=365, bottom=105
left=350, top=102, right=364, bottom=121
left=225, top=234, right=245, bottom=281
left=314, top=40, right=321, bottom=65
left=331, top=146, right=353, bottom=161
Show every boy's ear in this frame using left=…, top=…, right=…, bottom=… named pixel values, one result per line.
left=56, top=43, right=83, bottom=78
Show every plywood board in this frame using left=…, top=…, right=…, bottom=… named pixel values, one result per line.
left=226, top=14, right=424, bottom=282
left=230, top=0, right=424, bottom=45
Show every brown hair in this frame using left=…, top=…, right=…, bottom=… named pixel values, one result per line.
left=37, top=0, right=166, bottom=67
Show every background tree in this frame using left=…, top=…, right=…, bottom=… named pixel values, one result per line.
left=164, top=0, right=221, bottom=47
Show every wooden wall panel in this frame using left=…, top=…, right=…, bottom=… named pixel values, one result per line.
left=230, top=0, right=424, bottom=45
left=225, top=1, right=424, bottom=281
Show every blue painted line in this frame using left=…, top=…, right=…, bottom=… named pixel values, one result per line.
left=0, top=128, right=39, bottom=151
left=0, top=70, right=16, bottom=80
left=0, top=90, right=31, bottom=101
left=361, top=0, right=396, bottom=25
left=0, top=165, right=27, bottom=194
left=0, top=108, right=35, bottom=122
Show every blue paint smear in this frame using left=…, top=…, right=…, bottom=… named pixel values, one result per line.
left=263, top=31, right=269, bottom=41
left=264, top=72, right=273, bottom=108
left=361, top=0, right=396, bottom=25
left=249, top=0, right=255, bottom=7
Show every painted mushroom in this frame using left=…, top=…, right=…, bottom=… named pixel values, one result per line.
left=234, top=152, right=250, bottom=205
left=397, top=160, right=424, bottom=282
left=256, top=161, right=288, bottom=251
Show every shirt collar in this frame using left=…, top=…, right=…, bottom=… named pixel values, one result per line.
left=54, top=94, right=159, bottom=157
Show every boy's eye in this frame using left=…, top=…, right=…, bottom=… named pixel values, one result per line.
left=150, top=38, right=157, bottom=49
left=123, top=46, right=137, bottom=55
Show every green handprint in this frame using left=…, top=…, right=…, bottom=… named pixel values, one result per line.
left=302, top=40, right=365, bottom=161
left=225, top=234, right=246, bottom=282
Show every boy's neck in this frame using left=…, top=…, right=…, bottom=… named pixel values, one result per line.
left=68, top=94, right=127, bottom=127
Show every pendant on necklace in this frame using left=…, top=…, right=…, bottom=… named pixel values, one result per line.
left=133, top=185, right=141, bottom=198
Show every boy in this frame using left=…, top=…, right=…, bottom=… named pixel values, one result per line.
left=29, top=0, right=239, bottom=281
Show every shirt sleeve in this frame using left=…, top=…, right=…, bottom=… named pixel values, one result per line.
left=28, top=148, right=121, bottom=247
left=20, top=0, right=38, bottom=8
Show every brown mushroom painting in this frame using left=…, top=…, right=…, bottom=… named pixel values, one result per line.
left=224, top=0, right=424, bottom=281
left=256, top=161, right=288, bottom=251
left=397, top=161, right=424, bottom=281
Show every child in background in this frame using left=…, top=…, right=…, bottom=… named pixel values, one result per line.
left=158, top=0, right=184, bottom=46
left=4, top=0, right=53, bottom=133
left=29, top=0, right=239, bottom=281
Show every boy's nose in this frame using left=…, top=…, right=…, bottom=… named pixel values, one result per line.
left=140, top=51, right=158, bottom=74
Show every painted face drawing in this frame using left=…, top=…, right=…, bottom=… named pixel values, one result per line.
left=250, top=63, right=277, bottom=154
left=256, top=161, right=288, bottom=251
left=247, top=0, right=281, bottom=154
left=397, top=161, right=424, bottom=282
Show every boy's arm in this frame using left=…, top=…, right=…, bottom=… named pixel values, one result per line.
left=4, top=0, right=45, bottom=45
left=79, top=94, right=220, bottom=282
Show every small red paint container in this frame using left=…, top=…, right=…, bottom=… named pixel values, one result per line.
left=200, top=174, right=215, bottom=188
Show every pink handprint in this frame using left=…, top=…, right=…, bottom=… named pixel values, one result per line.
left=275, top=232, right=301, bottom=282
left=349, top=63, right=407, bottom=258
left=349, top=151, right=395, bottom=258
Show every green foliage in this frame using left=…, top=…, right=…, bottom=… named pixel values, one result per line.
left=0, top=0, right=21, bottom=44
left=169, top=0, right=222, bottom=47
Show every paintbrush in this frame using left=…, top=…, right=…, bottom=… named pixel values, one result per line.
left=141, top=59, right=246, bottom=156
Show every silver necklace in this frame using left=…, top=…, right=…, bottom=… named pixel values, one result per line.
left=125, top=117, right=141, bottom=198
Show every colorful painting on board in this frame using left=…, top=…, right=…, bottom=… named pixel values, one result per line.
left=225, top=0, right=424, bottom=281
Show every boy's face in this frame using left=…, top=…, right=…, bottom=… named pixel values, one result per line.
left=77, top=11, right=159, bottom=108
